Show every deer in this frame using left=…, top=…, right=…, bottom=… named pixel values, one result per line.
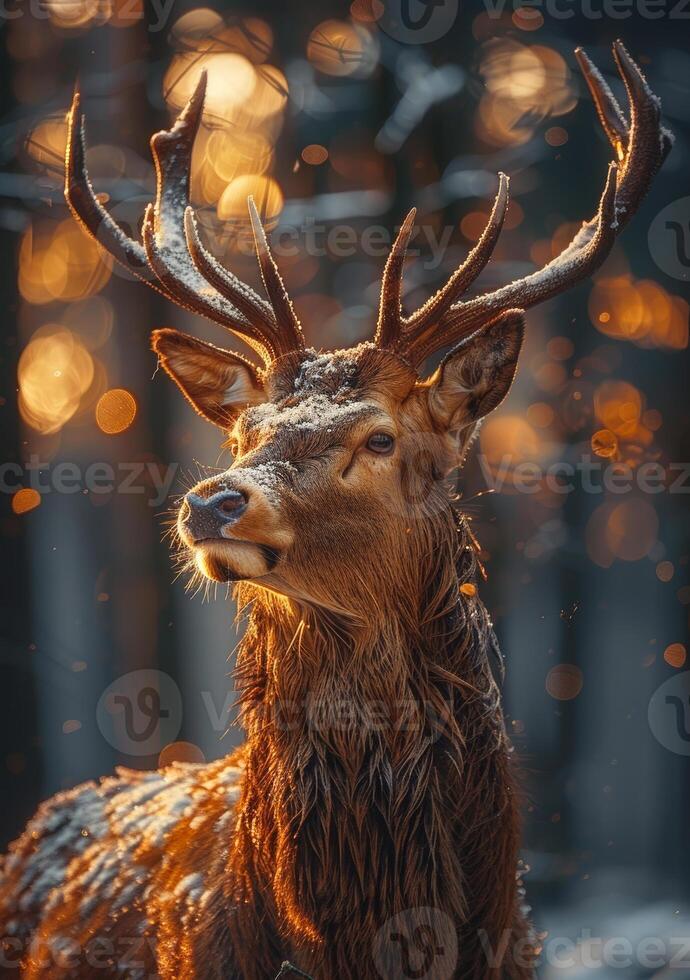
left=0, top=41, right=671, bottom=980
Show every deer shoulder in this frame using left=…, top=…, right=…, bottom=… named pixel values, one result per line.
left=0, top=757, right=243, bottom=979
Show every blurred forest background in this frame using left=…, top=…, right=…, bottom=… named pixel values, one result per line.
left=0, top=0, right=689, bottom=975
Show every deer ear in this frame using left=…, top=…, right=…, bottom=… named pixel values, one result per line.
left=151, top=328, right=265, bottom=428
left=424, top=310, right=524, bottom=459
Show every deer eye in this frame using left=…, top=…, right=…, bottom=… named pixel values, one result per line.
left=365, top=432, right=395, bottom=455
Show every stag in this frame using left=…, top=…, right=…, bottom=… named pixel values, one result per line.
left=0, top=42, right=671, bottom=980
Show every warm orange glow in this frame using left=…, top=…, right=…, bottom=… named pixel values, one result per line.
left=350, top=0, right=384, bottom=22
left=301, top=144, right=329, bottom=166
left=513, top=6, right=544, bottom=29
left=533, top=361, right=566, bottom=393
left=460, top=212, right=490, bottom=242
left=46, top=0, right=108, bottom=30
left=545, top=126, right=568, bottom=146
left=546, top=336, right=574, bottom=361
left=477, top=41, right=575, bottom=147
left=606, top=500, right=658, bottom=562
left=546, top=664, right=583, bottom=701
left=12, top=488, right=41, bottom=514
left=663, top=643, right=687, bottom=669
left=591, top=428, right=618, bottom=459
left=18, top=327, right=95, bottom=434
left=165, top=53, right=256, bottom=119
left=96, top=389, right=137, bottom=435
left=480, top=416, right=541, bottom=470
left=459, top=583, right=477, bottom=597
left=589, top=275, right=688, bottom=350
left=656, top=561, right=674, bottom=582
left=586, top=499, right=659, bottom=568
left=526, top=402, right=554, bottom=429
left=217, top=174, right=283, bottom=228
left=19, top=220, right=111, bottom=305
left=307, top=19, right=378, bottom=78
left=206, top=129, right=273, bottom=182
left=159, top=741, right=206, bottom=767
left=594, top=381, right=643, bottom=440
left=25, top=116, right=67, bottom=179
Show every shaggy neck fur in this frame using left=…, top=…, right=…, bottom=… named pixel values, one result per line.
left=223, top=503, right=533, bottom=979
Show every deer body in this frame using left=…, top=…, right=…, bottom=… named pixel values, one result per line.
left=0, top=469, right=528, bottom=979
left=0, top=41, right=670, bottom=980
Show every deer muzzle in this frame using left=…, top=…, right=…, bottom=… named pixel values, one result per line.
left=180, top=489, right=248, bottom=543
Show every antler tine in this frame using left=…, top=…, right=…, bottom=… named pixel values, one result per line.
left=65, top=85, right=157, bottom=284
left=64, top=74, right=306, bottom=367
left=574, top=46, right=628, bottom=158
left=141, top=74, right=281, bottom=363
left=398, top=42, right=672, bottom=368
left=401, top=173, right=510, bottom=349
left=247, top=196, right=305, bottom=357
left=183, top=206, right=275, bottom=333
left=375, top=208, right=417, bottom=350
left=610, top=40, right=674, bottom=216
left=412, top=162, right=619, bottom=362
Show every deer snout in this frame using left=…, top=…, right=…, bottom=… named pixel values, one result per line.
left=180, top=489, right=248, bottom=543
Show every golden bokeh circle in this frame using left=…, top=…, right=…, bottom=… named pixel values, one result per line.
left=96, top=388, right=137, bottom=435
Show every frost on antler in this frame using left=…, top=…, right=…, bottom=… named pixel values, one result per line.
left=64, top=73, right=302, bottom=366
left=65, top=43, right=670, bottom=376
left=373, top=41, right=672, bottom=367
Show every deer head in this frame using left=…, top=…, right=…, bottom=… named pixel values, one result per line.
left=65, top=42, right=671, bottom=607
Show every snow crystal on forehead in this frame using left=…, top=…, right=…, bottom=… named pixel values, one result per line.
left=247, top=393, right=372, bottom=435
left=225, top=460, right=297, bottom=506
left=291, top=348, right=366, bottom=398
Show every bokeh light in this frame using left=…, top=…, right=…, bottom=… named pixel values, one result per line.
left=586, top=499, right=659, bottom=568
left=589, top=276, right=688, bottom=350
left=19, top=220, right=111, bottom=305
left=18, top=327, right=95, bottom=434
left=546, top=664, right=583, bottom=701
left=664, top=643, right=687, bottom=668
left=307, top=19, right=378, bottom=78
left=477, top=41, right=575, bottom=146
left=11, top=489, right=41, bottom=515
left=96, top=389, right=137, bottom=435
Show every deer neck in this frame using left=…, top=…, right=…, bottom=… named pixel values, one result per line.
left=226, top=512, right=512, bottom=952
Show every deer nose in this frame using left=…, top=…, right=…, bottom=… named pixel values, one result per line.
left=180, top=489, right=248, bottom=542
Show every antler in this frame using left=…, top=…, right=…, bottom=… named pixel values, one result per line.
left=64, top=72, right=304, bottom=367
left=375, top=41, right=673, bottom=367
